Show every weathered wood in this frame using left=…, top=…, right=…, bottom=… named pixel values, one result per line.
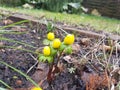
left=82, top=0, right=120, bottom=19
left=0, top=10, right=120, bottom=40
left=10, top=14, right=120, bottom=40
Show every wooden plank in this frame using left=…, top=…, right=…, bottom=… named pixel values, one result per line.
left=1, top=9, right=120, bottom=40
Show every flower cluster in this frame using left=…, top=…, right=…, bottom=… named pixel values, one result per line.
left=31, top=87, right=42, bottom=90
left=39, top=32, right=75, bottom=63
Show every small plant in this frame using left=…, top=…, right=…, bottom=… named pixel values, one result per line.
left=68, top=67, right=76, bottom=74
left=38, top=32, right=75, bottom=82
left=46, top=22, right=55, bottom=32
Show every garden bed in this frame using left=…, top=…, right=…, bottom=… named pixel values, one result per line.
left=0, top=13, right=120, bottom=90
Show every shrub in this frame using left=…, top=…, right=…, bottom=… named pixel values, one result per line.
left=0, top=0, right=23, bottom=6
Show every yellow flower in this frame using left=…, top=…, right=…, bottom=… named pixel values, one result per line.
left=52, top=39, right=61, bottom=48
left=31, top=87, right=42, bottom=90
left=43, top=46, right=50, bottom=56
left=47, top=32, right=55, bottom=40
left=64, top=34, right=75, bottom=45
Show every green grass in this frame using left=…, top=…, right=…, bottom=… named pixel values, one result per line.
left=0, top=6, right=120, bottom=33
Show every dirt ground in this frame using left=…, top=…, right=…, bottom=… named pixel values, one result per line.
left=0, top=15, right=120, bottom=90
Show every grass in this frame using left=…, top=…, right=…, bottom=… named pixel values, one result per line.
left=0, top=79, right=12, bottom=89
left=0, top=61, right=40, bottom=88
left=0, top=6, right=119, bottom=90
left=0, top=6, right=120, bottom=33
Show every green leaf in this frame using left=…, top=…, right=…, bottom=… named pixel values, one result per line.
left=46, top=56, right=53, bottom=64
left=50, top=46, right=57, bottom=56
left=0, top=20, right=29, bottom=30
left=65, top=45, right=72, bottom=54
left=47, top=22, right=54, bottom=32
left=38, top=54, right=53, bottom=63
left=63, top=3, right=68, bottom=10
left=38, top=54, right=46, bottom=62
left=59, top=43, right=67, bottom=52
left=0, top=37, right=36, bottom=49
left=68, top=3, right=80, bottom=9
left=0, top=79, right=12, bottom=89
left=43, top=39, right=51, bottom=45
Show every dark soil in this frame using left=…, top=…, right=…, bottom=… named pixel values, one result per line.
left=0, top=15, right=119, bottom=90
left=0, top=50, right=36, bottom=88
left=0, top=18, right=47, bottom=88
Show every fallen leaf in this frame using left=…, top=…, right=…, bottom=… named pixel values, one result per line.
left=28, top=62, right=49, bottom=89
left=63, top=55, right=72, bottom=63
left=15, top=80, right=22, bottom=86
left=63, top=55, right=79, bottom=68
left=72, top=44, right=80, bottom=53
left=81, top=72, right=115, bottom=90
left=22, top=3, right=34, bottom=9
left=81, top=38, right=91, bottom=45
left=3, top=19, right=13, bottom=25
left=16, top=45, right=23, bottom=49
left=0, top=42, right=4, bottom=47
left=57, top=62, right=64, bottom=72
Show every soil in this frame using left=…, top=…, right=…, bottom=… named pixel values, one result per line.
left=0, top=15, right=120, bottom=90
left=0, top=18, right=47, bottom=88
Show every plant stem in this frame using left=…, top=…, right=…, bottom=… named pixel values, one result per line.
left=56, top=51, right=63, bottom=65
left=47, top=62, right=54, bottom=84
left=47, top=49, right=64, bottom=84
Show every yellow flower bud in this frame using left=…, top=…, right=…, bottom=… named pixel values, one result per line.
left=31, top=87, right=42, bottom=90
left=47, top=32, right=55, bottom=40
left=64, top=34, right=75, bottom=45
left=52, top=39, right=61, bottom=48
left=43, top=46, right=50, bottom=56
